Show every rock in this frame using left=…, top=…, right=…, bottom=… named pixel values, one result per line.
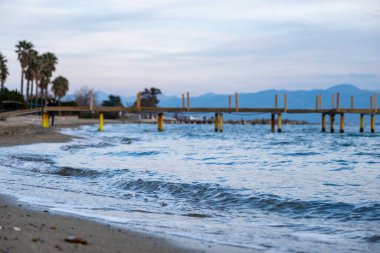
left=64, top=236, right=88, bottom=245
left=13, top=227, right=21, bottom=231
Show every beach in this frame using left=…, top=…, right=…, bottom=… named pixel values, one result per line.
left=0, top=116, right=201, bottom=253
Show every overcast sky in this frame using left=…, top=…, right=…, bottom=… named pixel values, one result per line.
left=0, top=0, right=379, bottom=96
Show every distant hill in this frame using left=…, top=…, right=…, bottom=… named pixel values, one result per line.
left=64, top=84, right=379, bottom=123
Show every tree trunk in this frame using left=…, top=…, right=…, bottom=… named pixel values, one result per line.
left=20, top=70, right=24, bottom=97
left=30, top=80, right=34, bottom=108
left=26, top=79, right=30, bottom=104
left=35, top=80, right=39, bottom=108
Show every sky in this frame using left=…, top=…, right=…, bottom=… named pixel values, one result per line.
left=0, top=0, right=379, bottom=96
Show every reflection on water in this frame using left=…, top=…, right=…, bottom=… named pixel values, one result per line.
left=0, top=124, right=379, bottom=252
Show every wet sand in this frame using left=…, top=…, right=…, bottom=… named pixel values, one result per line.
left=0, top=195, right=199, bottom=253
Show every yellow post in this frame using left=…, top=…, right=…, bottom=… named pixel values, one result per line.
left=340, top=113, right=344, bottom=133
left=214, top=113, right=219, bottom=132
left=158, top=112, right=164, bottom=131
left=319, top=95, right=323, bottom=109
left=235, top=92, right=239, bottom=112
left=370, top=96, right=373, bottom=111
left=330, top=114, right=335, bottom=133
left=137, top=92, right=141, bottom=112
left=360, top=114, right=364, bottom=133
left=42, top=112, right=49, bottom=128
left=371, top=114, right=375, bottom=133
left=99, top=112, right=104, bottom=131
left=277, top=113, right=282, bottom=133
left=322, top=113, right=326, bottom=132
left=271, top=113, right=275, bottom=133
left=219, top=113, right=223, bottom=132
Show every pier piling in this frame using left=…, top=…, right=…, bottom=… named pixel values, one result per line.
left=158, top=112, right=164, bottom=131
left=360, top=114, right=364, bottom=133
left=219, top=113, right=223, bottom=132
left=278, top=113, right=282, bottom=133
left=371, top=114, right=375, bottom=133
left=330, top=114, right=335, bottom=133
left=322, top=114, right=326, bottom=132
left=340, top=113, right=345, bottom=133
left=271, top=113, right=275, bottom=133
left=214, top=113, right=219, bottom=132
left=99, top=112, right=104, bottom=131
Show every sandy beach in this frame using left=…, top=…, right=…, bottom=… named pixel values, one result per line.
left=0, top=116, right=201, bottom=253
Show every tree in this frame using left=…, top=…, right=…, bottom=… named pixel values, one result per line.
left=15, top=40, right=34, bottom=96
left=51, top=76, right=69, bottom=106
left=39, top=52, right=58, bottom=103
left=135, top=87, right=162, bottom=107
left=0, top=52, right=9, bottom=90
left=25, top=49, right=38, bottom=102
left=74, top=86, right=94, bottom=106
left=102, top=95, right=123, bottom=107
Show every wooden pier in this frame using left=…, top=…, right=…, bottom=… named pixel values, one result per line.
left=0, top=93, right=378, bottom=133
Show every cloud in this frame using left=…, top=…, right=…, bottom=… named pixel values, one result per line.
left=0, top=0, right=379, bottom=95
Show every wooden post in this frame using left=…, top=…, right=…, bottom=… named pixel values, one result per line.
left=330, top=114, right=335, bottom=133
left=182, top=94, right=185, bottom=109
left=219, top=113, right=223, bottom=132
left=277, top=113, right=282, bottom=133
left=360, top=114, right=364, bottom=133
left=235, top=92, right=239, bottom=112
left=99, top=112, right=104, bottom=131
left=337, top=93, right=340, bottom=112
left=137, top=92, right=141, bottom=112
left=275, top=94, right=278, bottom=109
left=371, top=114, right=375, bottom=133
left=271, top=113, right=275, bottom=133
left=284, top=94, right=287, bottom=112
left=316, top=95, right=319, bottom=110
left=158, top=112, right=164, bottom=131
left=351, top=96, right=354, bottom=111
left=322, top=113, right=326, bottom=132
left=340, top=113, right=344, bottom=133
left=187, top=92, right=190, bottom=112
left=370, top=96, right=373, bottom=111
left=375, top=94, right=378, bottom=113
left=332, top=94, right=335, bottom=109
left=214, top=113, right=219, bottom=132
left=228, top=95, right=231, bottom=112
left=319, top=96, right=322, bottom=109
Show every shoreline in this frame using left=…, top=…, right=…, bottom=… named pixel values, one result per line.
left=0, top=116, right=254, bottom=253
left=0, top=116, right=199, bottom=253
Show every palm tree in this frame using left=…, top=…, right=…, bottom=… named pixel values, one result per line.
left=51, top=76, right=69, bottom=105
left=0, top=52, right=9, bottom=90
left=15, top=40, right=34, bottom=96
left=25, top=49, right=38, bottom=103
left=39, top=52, right=58, bottom=104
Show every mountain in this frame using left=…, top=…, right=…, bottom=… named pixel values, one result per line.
left=63, top=84, right=378, bottom=122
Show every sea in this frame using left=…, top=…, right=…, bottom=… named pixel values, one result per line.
left=0, top=123, right=379, bottom=252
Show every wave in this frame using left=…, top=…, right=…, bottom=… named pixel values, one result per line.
left=114, top=179, right=380, bottom=221
left=60, top=142, right=114, bottom=151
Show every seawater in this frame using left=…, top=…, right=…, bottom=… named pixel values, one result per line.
left=0, top=124, right=379, bottom=252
